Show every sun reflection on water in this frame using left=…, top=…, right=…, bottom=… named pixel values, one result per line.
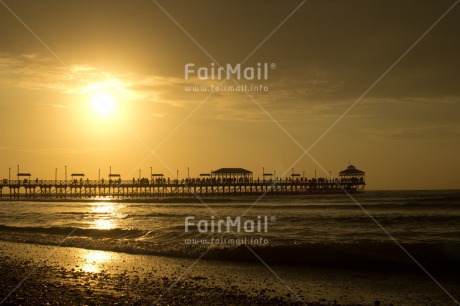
left=89, top=202, right=120, bottom=230
left=93, top=218, right=116, bottom=230
left=92, top=204, right=116, bottom=214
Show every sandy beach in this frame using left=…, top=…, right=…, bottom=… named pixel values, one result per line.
left=1, top=241, right=459, bottom=305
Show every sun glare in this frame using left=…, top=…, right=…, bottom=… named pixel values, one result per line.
left=80, top=78, right=137, bottom=130
left=83, top=81, right=124, bottom=119
left=90, top=91, right=116, bottom=117
left=91, top=92, right=115, bottom=117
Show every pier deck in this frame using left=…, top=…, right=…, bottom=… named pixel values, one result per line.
left=0, top=177, right=365, bottom=199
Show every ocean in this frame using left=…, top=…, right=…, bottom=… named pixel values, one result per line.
left=0, top=190, right=459, bottom=271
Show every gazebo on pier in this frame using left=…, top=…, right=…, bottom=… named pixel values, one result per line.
left=17, top=173, right=31, bottom=183
left=339, top=165, right=365, bottom=183
left=211, top=168, right=253, bottom=180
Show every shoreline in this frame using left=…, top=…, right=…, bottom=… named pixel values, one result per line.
left=1, top=241, right=459, bottom=305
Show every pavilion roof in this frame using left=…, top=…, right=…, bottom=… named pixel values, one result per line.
left=211, top=168, right=253, bottom=174
left=339, top=165, right=365, bottom=175
left=71, top=173, right=85, bottom=177
left=17, top=173, right=31, bottom=177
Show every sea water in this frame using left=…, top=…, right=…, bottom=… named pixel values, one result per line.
left=0, top=190, right=459, bottom=269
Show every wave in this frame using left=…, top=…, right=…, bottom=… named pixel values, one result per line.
left=278, top=214, right=460, bottom=224
left=0, top=224, right=146, bottom=239
left=0, top=224, right=459, bottom=272
left=58, top=211, right=178, bottom=218
left=131, top=202, right=460, bottom=210
left=2, top=195, right=460, bottom=210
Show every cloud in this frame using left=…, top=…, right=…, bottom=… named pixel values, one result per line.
left=5, top=147, right=116, bottom=155
left=361, top=96, right=460, bottom=106
left=1, top=51, right=459, bottom=124
left=362, top=125, right=460, bottom=143
left=0, top=53, right=187, bottom=108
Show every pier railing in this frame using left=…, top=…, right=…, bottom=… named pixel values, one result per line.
left=1, top=177, right=364, bottom=186
left=0, top=177, right=365, bottom=199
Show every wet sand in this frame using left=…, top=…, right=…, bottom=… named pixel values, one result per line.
left=0, top=241, right=459, bottom=305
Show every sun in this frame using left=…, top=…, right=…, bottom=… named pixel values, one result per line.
left=90, top=91, right=116, bottom=117
left=83, top=81, right=122, bottom=118
left=81, top=78, right=135, bottom=127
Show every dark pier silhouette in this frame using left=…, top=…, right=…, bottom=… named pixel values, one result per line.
left=0, top=166, right=365, bottom=200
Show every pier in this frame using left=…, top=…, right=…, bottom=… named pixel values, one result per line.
left=0, top=166, right=365, bottom=200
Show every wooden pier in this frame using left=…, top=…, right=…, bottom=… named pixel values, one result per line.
left=0, top=166, right=365, bottom=200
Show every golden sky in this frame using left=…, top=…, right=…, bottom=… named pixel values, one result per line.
left=0, top=0, right=459, bottom=190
